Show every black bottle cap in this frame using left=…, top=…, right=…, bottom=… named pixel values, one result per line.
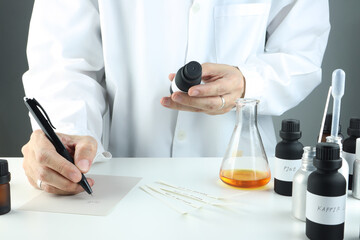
left=279, top=119, right=302, bottom=140
left=183, top=61, right=202, bottom=82
left=174, top=61, right=202, bottom=92
left=0, top=159, right=11, bottom=184
left=347, top=118, right=360, bottom=136
left=313, top=142, right=342, bottom=170
left=323, top=113, right=342, bottom=134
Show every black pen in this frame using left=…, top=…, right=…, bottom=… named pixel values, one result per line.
left=24, top=97, right=93, bottom=195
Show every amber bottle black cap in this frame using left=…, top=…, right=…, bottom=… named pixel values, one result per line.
left=323, top=113, right=342, bottom=134
left=314, top=142, right=342, bottom=171
left=0, top=159, right=11, bottom=184
left=280, top=119, right=302, bottom=140
left=347, top=118, right=360, bottom=136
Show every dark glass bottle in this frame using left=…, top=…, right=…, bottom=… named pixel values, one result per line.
left=170, top=61, right=202, bottom=94
left=320, top=114, right=344, bottom=142
left=306, top=143, right=346, bottom=240
left=0, top=159, right=11, bottom=215
left=343, top=118, right=360, bottom=190
left=274, top=119, right=304, bottom=196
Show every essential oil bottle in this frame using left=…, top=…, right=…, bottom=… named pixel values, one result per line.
left=292, top=146, right=316, bottom=221
left=306, top=143, right=346, bottom=240
left=353, top=138, right=360, bottom=199
left=0, top=159, right=11, bottom=215
left=274, top=119, right=304, bottom=196
left=343, top=118, right=360, bottom=190
left=170, top=61, right=202, bottom=94
left=326, top=136, right=350, bottom=192
left=320, top=113, right=344, bottom=142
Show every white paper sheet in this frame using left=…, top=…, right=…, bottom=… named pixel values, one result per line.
left=19, top=174, right=142, bottom=216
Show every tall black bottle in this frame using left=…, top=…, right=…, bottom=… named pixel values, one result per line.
left=306, top=143, right=346, bottom=240
left=274, top=119, right=304, bottom=196
left=343, top=118, right=360, bottom=190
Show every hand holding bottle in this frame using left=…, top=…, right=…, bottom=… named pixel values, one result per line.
left=161, top=62, right=245, bottom=115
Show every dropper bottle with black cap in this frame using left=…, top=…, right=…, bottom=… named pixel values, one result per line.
left=320, top=113, right=344, bottom=142
left=274, top=119, right=304, bottom=196
left=0, top=159, right=11, bottom=215
left=170, top=61, right=202, bottom=94
left=306, top=142, right=346, bottom=240
left=343, top=118, right=360, bottom=190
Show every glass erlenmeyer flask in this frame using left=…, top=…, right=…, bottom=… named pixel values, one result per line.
left=220, top=98, right=271, bottom=188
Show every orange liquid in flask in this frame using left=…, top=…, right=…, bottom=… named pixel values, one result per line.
left=220, top=169, right=271, bottom=188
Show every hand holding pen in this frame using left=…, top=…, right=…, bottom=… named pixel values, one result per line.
left=22, top=98, right=96, bottom=195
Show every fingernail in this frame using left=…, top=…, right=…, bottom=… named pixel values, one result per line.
left=190, top=90, right=199, bottom=96
left=162, top=98, right=170, bottom=107
left=78, top=159, right=90, bottom=172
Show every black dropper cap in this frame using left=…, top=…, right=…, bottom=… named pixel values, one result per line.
left=175, top=61, right=202, bottom=92
left=347, top=118, right=360, bottom=137
left=323, top=113, right=342, bottom=134
left=313, top=142, right=342, bottom=171
left=183, top=61, right=202, bottom=82
left=0, top=159, right=11, bottom=184
left=279, top=119, right=302, bottom=140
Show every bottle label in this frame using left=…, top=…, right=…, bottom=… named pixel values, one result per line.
left=306, top=191, right=346, bottom=225
left=274, top=157, right=302, bottom=182
left=342, top=151, right=356, bottom=174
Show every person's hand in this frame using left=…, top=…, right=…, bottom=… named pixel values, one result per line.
left=21, top=130, right=97, bottom=195
left=161, top=63, right=245, bottom=115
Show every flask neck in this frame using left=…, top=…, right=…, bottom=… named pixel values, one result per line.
left=235, top=99, right=258, bottom=126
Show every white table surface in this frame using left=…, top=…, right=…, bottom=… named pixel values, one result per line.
left=1, top=157, right=359, bottom=240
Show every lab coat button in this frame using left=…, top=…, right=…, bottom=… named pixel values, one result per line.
left=191, top=2, right=200, bottom=14
left=177, top=131, right=187, bottom=141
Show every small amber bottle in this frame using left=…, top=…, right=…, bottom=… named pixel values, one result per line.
left=0, top=159, right=11, bottom=215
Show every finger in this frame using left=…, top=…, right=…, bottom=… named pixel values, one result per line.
left=189, top=63, right=244, bottom=97
left=171, top=92, right=235, bottom=112
left=23, top=145, right=79, bottom=193
left=22, top=139, right=43, bottom=189
left=188, top=78, right=235, bottom=97
left=30, top=131, right=83, bottom=183
left=41, top=178, right=94, bottom=195
left=168, top=73, right=175, bottom=81
left=161, top=96, right=203, bottom=112
left=37, top=166, right=93, bottom=193
left=35, top=148, right=83, bottom=183
left=58, top=134, right=97, bottom=174
left=201, top=62, right=229, bottom=80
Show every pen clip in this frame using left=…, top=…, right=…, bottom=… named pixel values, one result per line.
left=32, top=98, right=56, bottom=130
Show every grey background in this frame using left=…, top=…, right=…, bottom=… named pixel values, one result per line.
left=0, top=0, right=359, bottom=156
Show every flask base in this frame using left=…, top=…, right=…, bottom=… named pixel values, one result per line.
left=220, top=169, right=271, bottom=188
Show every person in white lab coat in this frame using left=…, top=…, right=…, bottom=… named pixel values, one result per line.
left=21, top=0, right=330, bottom=194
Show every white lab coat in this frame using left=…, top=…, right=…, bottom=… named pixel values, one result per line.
left=23, top=0, right=330, bottom=160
